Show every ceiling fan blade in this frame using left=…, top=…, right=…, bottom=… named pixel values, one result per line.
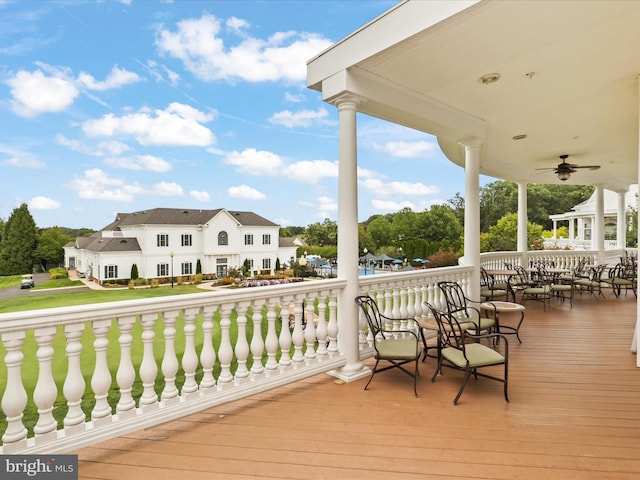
left=573, top=165, right=600, bottom=170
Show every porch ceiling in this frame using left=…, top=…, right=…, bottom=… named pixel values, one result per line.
left=307, top=0, right=640, bottom=192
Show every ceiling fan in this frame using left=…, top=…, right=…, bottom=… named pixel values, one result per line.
left=537, top=154, right=601, bottom=181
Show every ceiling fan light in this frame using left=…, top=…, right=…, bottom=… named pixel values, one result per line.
left=557, top=171, right=571, bottom=181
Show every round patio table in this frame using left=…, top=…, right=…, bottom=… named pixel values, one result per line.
left=481, top=301, right=525, bottom=343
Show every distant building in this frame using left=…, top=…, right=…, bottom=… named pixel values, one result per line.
left=64, top=208, right=299, bottom=283
left=547, top=185, right=638, bottom=249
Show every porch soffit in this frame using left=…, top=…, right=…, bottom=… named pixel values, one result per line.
left=308, top=0, right=640, bottom=192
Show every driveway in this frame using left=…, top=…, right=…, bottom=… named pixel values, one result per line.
left=0, top=273, right=89, bottom=300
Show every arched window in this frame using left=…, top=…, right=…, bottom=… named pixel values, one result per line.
left=218, top=231, right=228, bottom=245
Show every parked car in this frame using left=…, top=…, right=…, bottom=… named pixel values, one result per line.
left=20, top=274, right=35, bottom=289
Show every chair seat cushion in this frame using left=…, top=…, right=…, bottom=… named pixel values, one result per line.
left=481, top=288, right=508, bottom=298
left=376, top=337, right=421, bottom=360
left=458, top=316, right=496, bottom=331
left=550, top=284, right=572, bottom=291
left=524, top=286, right=550, bottom=294
left=442, top=343, right=505, bottom=368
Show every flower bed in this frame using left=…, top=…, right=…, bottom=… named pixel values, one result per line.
left=239, top=277, right=304, bottom=287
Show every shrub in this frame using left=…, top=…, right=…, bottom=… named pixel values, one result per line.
left=426, top=247, right=460, bottom=268
left=49, top=267, right=68, bottom=279
left=191, top=273, right=203, bottom=284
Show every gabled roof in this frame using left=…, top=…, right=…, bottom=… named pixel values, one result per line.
left=106, top=208, right=278, bottom=229
left=70, top=231, right=141, bottom=253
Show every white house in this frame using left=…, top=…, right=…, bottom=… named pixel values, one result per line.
left=548, top=185, right=638, bottom=249
left=64, top=208, right=299, bottom=283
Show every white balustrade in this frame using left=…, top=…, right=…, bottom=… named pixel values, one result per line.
left=0, top=267, right=488, bottom=455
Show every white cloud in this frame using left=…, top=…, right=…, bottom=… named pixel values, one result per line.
left=149, top=181, right=183, bottom=196
left=373, top=140, right=438, bottom=158
left=104, top=154, right=172, bottom=172
left=224, top=148, right=284, bottom=175
left=67, top=169, right=139, bottom=202
left=269, top=108, right=334, bottom=128
left=2, top=156, right=46, bottom=169
left=228, top=184, right=266, bottom=200
left=56, top=134, right=101, bottom=156
left=7, top=69, right=79, bottom=117
left=190, top=190, right=210, bottom=202
left=360, top=178, right=439, bottom=196
left=77, top=65, right=141, bottom=91
left=82, top=102, right=215, bottom=146
left=285, top=91, right=305, bottom=103
left=155, top=13, right=332, bottom=83
left=29, top=196, right=61, bottom=210
left=6, top=64, right=142, bottom=117
left=98, top=140, right=131, bottom=155
left=286, top=159, right=337, bottom=184
left=315, top=196, right=337, bottom=219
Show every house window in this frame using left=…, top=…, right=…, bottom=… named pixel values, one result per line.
left=218, top=231, right=228, bottom=245
left=157, top=234, right=169, bottom=247
left=262, top=234, right=271, bottom=245
left=245, top=234, right=254, bottom=245
left=182, top=234, right=192, bottom=246
left=104, top=265, right=118, bottom=279
left=262, top=258, right=271, bottom=269
left=181, top=262, right=193, bottom=275
left=157, top=263, right=169, bottom=277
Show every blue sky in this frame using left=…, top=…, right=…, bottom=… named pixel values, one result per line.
left=0, top=0, right=479, bottom=230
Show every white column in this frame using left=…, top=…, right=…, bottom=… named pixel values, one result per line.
left=616, top=189, right=627, bottom=249
left=462, top=140, right=482, bottom=300
left=594, top=186, right=605, bottom=264
left=331, top=93, right=368, bottom=382
left=634, top=75, right=640, bottom=361
left=517, top=181, right=528, bottom=265
left=569, top=218, right=575, bottom=242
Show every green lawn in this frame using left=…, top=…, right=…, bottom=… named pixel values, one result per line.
left=0, top=284, right=207, bottom=313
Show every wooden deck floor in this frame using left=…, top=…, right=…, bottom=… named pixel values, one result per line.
left=76, top=294, right=640, bottom=480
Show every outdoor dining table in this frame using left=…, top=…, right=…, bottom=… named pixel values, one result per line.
left=480, top=300, right=525, bottom=344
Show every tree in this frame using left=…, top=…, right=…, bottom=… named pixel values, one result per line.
left=480, top=213, right=544, bottom=252
left=0, top=203, right=38, bottom=275
left=130, top=263, right=139, bottom=280
left=34, top=227, right=72, bottom=270
left=304, top=218, right=337, bottom=246
left=365, top=216, right=392, bottom=251
left=196, top=259, right=202, bottom=274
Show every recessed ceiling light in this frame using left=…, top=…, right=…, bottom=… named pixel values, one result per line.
left=512, top=134, right=527, bottom=140
left=478, top=73, right=501, bottom=84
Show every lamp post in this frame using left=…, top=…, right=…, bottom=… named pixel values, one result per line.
left=170, top=251, right=174, bottom=288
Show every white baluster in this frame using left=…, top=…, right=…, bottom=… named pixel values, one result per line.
left=139, top=313, right=158, bottom=410
left=33, top=326, right=58, bottom=441
left=217, top=305, right=234, bottom=387
left=181, top=308, right=200, bottom=398
left=250, top=301, right=265, bottom=377
left=406, top=286, right=415, bottom=320
left=384, top=289, right=393, bottom=322
left=304, top=297, right=317, bottom=361
left=199, top=306, right=217, bottom=392
left=90, top=320, right=113, bottom=424
left=1, top=331, right=28, bottom=450
left=264, top=300, right=279, bottom=373
left=116, top=316, right=136, bottom=418
left=392, top=288, right=401, bottom=328
left=278, top=297, right=293, bottom=370
left=327, top=293, right=339, bottom=355
left=161, top=310, right=180, bottom=404
left=414, top=285, right=424, bottom=318
left=315, top=296, right=328, bottom=359
left=291, top=298, right=305, bottom=365
left=63, top=323, right=86, bottom=432
left=234, top=302, right=250, bottom=383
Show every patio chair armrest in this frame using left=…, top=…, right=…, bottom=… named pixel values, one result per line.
left=463, top=330, right=509, bottom=348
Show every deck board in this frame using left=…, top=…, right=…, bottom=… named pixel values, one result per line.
left=75, top=294, right=640, bottom=480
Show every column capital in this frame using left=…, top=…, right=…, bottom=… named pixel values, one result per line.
left=330, top=92, right=365, bottom=110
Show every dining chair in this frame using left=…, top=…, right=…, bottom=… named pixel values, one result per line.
left=437, top=281, right=496, bottom=335
left=355, top=295, right=425, bottom=397
left=426, top=303, right=509, bottom=406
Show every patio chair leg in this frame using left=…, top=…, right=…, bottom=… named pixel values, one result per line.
left=364, top=359, right=380, bottom=391
left=453, top=370, right=472, bottom=405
